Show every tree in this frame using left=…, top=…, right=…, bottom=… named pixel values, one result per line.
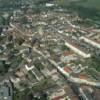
left=21, top=16, right=28, bottom=24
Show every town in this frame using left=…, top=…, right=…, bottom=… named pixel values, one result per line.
left=0, top=0, right=100, bottom=100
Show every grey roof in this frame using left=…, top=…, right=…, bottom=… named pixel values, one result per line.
left=0, top=84, right=12, bottom=100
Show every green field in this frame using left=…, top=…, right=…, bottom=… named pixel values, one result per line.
left=76, top=0, right=100, bottom=10
left=55, top=0, right=100, bottom=10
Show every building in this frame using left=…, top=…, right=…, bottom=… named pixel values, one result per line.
left=80, top=36, right=100, bottom=49
left=49, top=88, right=66, bottom=100
left=65, top=42, right=91, bottom=58
left=0, top=80, right=13, bottom=100
left=61, top=51, right=77, bottom=62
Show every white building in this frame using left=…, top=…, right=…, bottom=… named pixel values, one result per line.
left=65, top=42, right=91, bottom=58
left=80, top=36, right=100, bottom=49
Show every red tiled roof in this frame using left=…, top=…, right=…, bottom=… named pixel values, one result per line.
left=79, top=75, right=87, bottom=79
left=63, top=51, right=73, bottom=56
left=71, top=96, right=79, bottom=100
left=52, top=95, right=65, bottom=100
left=64, top=67, right=72, bottom=73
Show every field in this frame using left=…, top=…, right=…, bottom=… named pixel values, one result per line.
left=55, top=0, right=100, bottom=10
left=76, top=0, right=100, bottom=10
